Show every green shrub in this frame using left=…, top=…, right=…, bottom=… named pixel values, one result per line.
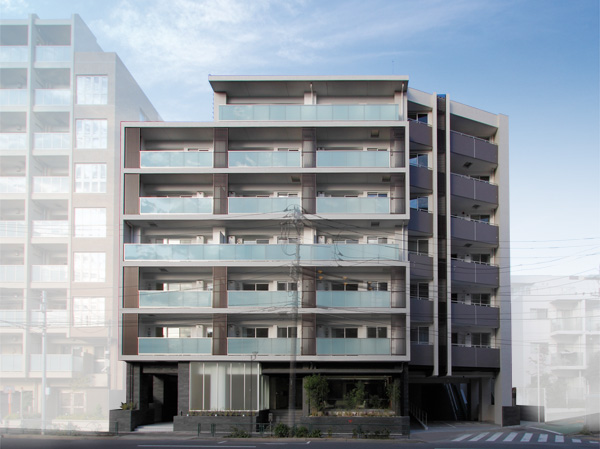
left=308, top=429, right=322, bottom=438
left=294, top=425, right=309, bottom=437
left=119, top=402, right=136, bottom=410
left=273, top=422, right=290, bottom=438
left=227, top=426, right=250, bottom=438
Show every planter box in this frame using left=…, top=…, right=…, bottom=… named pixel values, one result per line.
left=174, top=410, right=269, bottom=433
left=298, top=415, right=409, bottom=437
left=109, top=409, right=154, bottom=432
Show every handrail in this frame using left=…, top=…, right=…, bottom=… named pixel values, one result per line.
left=450, top=129, right=497, bottom=145
left=409, top=403, right=428, bottom=429
left=407, top=117, right=432, bottom=128
left=451, top=257, right=498, bottom=267
left=451, top=172, right=497, bottom=186
left=450, top=214, right=498, bottom=226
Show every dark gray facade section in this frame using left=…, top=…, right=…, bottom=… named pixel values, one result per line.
left=408, top=209, right=433, bottom=235
left=451, top=216, right=499, bottom=246
left=409, top=165, right=433, bottom=191
left=451, top=259, right=499, bottom=287
left=450, top=174, right=498, bottom=205
left=451, top=302, right=500, bottom=328
left=452, top=346, right=500, bottom=369
left=410, top=297, right=434, bottom=323
left=408, top=253, right=433, bottom=280
left=410, top=343, right=434, bottom=366
left=450, top=131, right=498, bottom=164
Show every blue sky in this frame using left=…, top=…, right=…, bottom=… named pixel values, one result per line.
left=2, top=0, right=599, bottom=276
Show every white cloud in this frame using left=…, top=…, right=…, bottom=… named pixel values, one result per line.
left=0, top=0, right=28, bottom=13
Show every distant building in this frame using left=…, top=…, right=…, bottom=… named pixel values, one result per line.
left=512, top=275, right=600, bottom=423
left=118, top=75, right=514, bottom=429
left=0, top=14, right=160, bottom=430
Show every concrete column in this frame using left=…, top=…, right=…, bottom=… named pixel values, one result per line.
left=213, top=128, right=228, bottom=168
left=302, top=128, right=316, bottom=168
left=301, top=268, right=316, bottom=308
left=213, top=174, right=228, bottom=214
left=124, top=127, right=141, bottom=168
left=390, top=174, right=406, bottom=214
left=213, top=267, right=227, bottom=308
left=301, top=314, right=316, bottom=355
left=123, top=174, right=140, bottom=214
left=390, top=128, right=405, bottom=168
left=123, top=267, right=139, bottom=308
left=178, top=362, right=190, bottom=415
left=212, top=314, right=227, bottom=356
left=301, top=174, right=316, bottom=214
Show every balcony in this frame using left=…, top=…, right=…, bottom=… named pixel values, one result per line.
left=0, top=310, right=25, bottom=327
left=451, top=259, right=499, bottom=287
left=316, top=291, right=391, bottom=308
left=316, top=338, right=391, bottom=355
left=31, top=265, right=68, bottom=283
left=0, top=89, right=28, bottom=106
left=139, top=197, right=213, bottom=214
left=0, top=221, right=26, bottom=237
left=228, top=338, right=300, bottom=355
left=450, top=131, right=498, bottom=165
left=32, top=176, right=69, bottom=193
left=550, top=318, right=583, bottom=334
left=316, top=151, right=390, bottom=168
left=0, top=265, right=24, bottom=282
left=408, top=209, right=433, bottom=235
left=124, top=243, right=403, bottom=264
left=410, top=343, right=434, bottom=365
left=451, top=302, right=499, bottom=328
left=587, top=317, right=600, bottom=332
left=0, top=133, right=27, bottom=150
left=451, top=216, right=498, bottom=247
left=409, top=165, right=432, bottom=191
left=30, top=354, right=83, bottom=372
left=0, top=46, right=28, bottom=62
left=550, top=352, right=584, bottom=368
left=0, top=177, right=26, bottom=193
left=450, top=173, right=498, bottom=206
left=33, top=132, right=71, bottom=150
left=0, top=355, right=23, bottom=371
left=410, top=297, right=434, bottom=323
left=228, top=291, right=295, bottom=307
left=408, top=253, right=433, bottom=280
left=32, top=220, right=69, bottom=238
left=30, top=309, right=68, bottom=326
left=409, top=120, right=432, bottom=148
left=34, top=89, right=71, bottom=106
left=139, top=290, right=212, bottom=308
left=140, top=151, right=213, bottom=168
left=452, top=345, right=499, bottom=369
left=229, top=197, right=301, bottom=214
left=138, top=337, right=212, bottom=354
left=35, top=46, right=71, bottom=62
left=316, top=197, right=390, bottom=214
left=228, top=151, right=301, bottom=168
left=219, top=104, right=399, bottom=121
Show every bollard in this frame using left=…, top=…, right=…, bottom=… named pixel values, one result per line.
left=210, top=423, right=215, bottom=437
left=197, top=423, right=201, bottom=438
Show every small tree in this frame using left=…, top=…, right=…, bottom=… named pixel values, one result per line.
left=304, top=374, right=329, bottom=414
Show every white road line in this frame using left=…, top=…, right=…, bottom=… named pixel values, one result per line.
left=469, top=432, right=489, bottom=441
left=486, top=432, right=503, bottom=441
left=555, top=435, right=565, bottom=443
left=530, top=426, right=563, bottom=435
left=573, top=439, right=582, bottom=443
left=452, top=433, right=472, bottom=441
left=538, top=434, right=548, bottom=443
left=138, top=446, right=256, bottom=448
left=504, top=432, right=518, bottom=441
left=521, top=432, right=533, bottom=442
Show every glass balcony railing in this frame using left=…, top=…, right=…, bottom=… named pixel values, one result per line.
left=316, top=151, right=390, bottom=167
left=316, top=197, right=390, bottom=214
left=587, top=317, right=600, bottom=332
left=138, top=290, right=212, bottom=308
left=228, top=291, right=296, bottom=307
left=228, top=197, right=301, bottom=214
left=0, top=355, right=23, bottom=371
left=0, top=221, right=26, bottom=237
left=30, top=309, right=68, bottom=326
left=220, top=104, right=399, bottom=121
left=550, top=318, right=583, bottom=333
left=32, top=220, right=69, bottom=237
left=316, top=338, right=391, bottom=355
left=0, top=177, right=26, bottom=193
left=33, top=176, right=70, bottom=193
left=33, top=132, right=71, bottom=150
left=316, top=291, right=391, bottom=308
left=139, top=197, right=213, bottom=214
left=550, top=352, right=584, bottom=367
left=31, top=265, right=68, bottom=282
left=0, top=310, right=25, bottom=327
left=0, top=46, right=28, bottom=62
left=138, top=337, right=212, bottom=354
left=0, top=89, right=28, bottom=106
left=227, top=338, right=300, bottom=355
left=35, top=46, right=71, bottom=62
left=124, top=243, right=403, bottom=263
left=34, top=89, right=71, bottom=106
left=228, top=151, right=301, bottom=167
left=30, top=354, right=83, bottom=372
left=0, top=265, right=25, bottom=282
left=140, top=151, right=213, bottom=168
left=0, top=133, right=28, bottom=150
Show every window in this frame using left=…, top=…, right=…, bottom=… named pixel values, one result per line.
left=471, top=293, right=491, bottom=307
left=471, top=333, right=491, bottom=348
left=277, top=282, right=297, bottom=291
left=409, top=154, right=428, bottom=168
left=471, top=214, right=491, bottom=223
left=367, top=236, right=388, bottom=244
left=408, top=239, right=429, bottom=255
left=410, top=197, right=429, bottom=211
left=411, top=326, right=429, bottom=344
left=77, top=75, right=108, bottom=105
left=243, top=327, right=268, bottom=338
left=73, top=297, right=105, bottom=327
left=331, top=283, right=358, bottom=291
left=277, top=326, right=297, bottom=338
left=73, top=252, right=105, bottom=282
left=367, top=192, right=388, bottom=198
left=367, top=327, right=387, bottom=338
left=75, top=164, right=106, bottom=193
left=76, top=119, right=108, bottom=149
left=59, top=392, right=85, bottom=416
left=242, top=283, right=268, bottom=291
left=74, top=208, right=106, bottom=237
left=410, top=283, right=429, bottom=299
left=471, top=254, right=491, bottom=265
left=408, top=113, right=428, bottom=124
left=367, top=281, right=388, bottom=291
left=531, top=308, right=548, bottom=320
left=332, top=328, right=358, bottom=338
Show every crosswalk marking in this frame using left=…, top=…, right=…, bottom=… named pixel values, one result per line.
left=538, top=434, right=548, bottom=442
left=469, top=432, right=489, bottom=441
left=521, top=432, right=533, bottom=442
left=452, top=433, right=472, bottom=441
left=504, top=432, right=518, bottom=441
left=573, top=439, right=581, bottom=443
left=486, top=432, right=503, bottom=441
left=556, top=435, right=565, bottom=443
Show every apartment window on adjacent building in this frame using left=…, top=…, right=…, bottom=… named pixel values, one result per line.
left=75, top=164, right=107, bottom=193
left=74, top=208, right=106, bottom=237
left=76, top=119, right=108, bottom=149
left=409, top=154, right=428, bottom=168
left=277, top=326, right=297, bottom=338
left=471, top=333, right=492, bottom=348
left=59, top=391, right=85, bottom=416
left=277, top=282, right=297, bottom=291
left=367, top=192, right=388, bottom=198
left=531, top=308, right=548, bottom=320
left=411, top=326, right=429, bottom=345
left=408, top=112, right=428, bottom=124
left=367, top=236, right=388, bottom=244
left=410, top=196, right=428, bottom=211
left=242, top=283, right=268, bottom=291
left=471, top=293, right=492, bottom=307
left=452, top=333, right=466, bottom=346
left=408, top=239, right=428, bottom=255
left=73, top=297, right=105, bottom=327
left=471, top=214, right=491, bottom=223
left=367, top=327, right=387, bottom=338
left=411, top=283, right=429, bottom=300
left=73, top=252, right=106, bottom=282
left=76, top=75, right=108, bottom=105
left=367, top=281, right=388, bottom=291
left=331, top=282, right=359, bottom=291
left=471, top=254, right=491, bottom=265
left=243, top=327, right=269, bottom=338
left=332, top=328, right=358, bottom=338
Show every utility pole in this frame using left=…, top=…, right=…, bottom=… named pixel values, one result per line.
left=41, top=290, right=47, bottom=434
left=288, top=205, right=302, bottom=430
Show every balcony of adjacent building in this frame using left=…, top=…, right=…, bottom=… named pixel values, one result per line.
left=32, top=67, right=72, bottom=108
left=410, top=282, right=434, bottom=324
left=0, top=155, right=27, bottom=197
left=33, top=24, right=72, bottom=65
left=550, top=351, right=585, bottom=370
left=451, top=331, right=499, bottom=369
left=0, top=110, right=28, bottom=153
left=0, top=243, right=24, bottom=285
left=450, top=130, right=498, bottom=173
left=450, top=213, right=499, bottom=249
left=0, top=288, right=24, bottom=331
left=0, top=24, right=29, bottom=64
left=408, top=238, right=433, bottom=280
left=451, top=296, right=499, bottom=329
left=550, top=317, right=584, bottom=337
left=219, top=103, right=400, bottom=121
left=29, top=247, right=68, bottom=285
left=28, top=288, right=69, bottom=331
left=409, top=324, right=434, bottom=366
left=31, top=111, right=71, bottom=153
left=0, top=68, right=28, bottom=108
left=408, top=117, right=433, bottom=150
left=409, top=153, right=433, bottom=194
left=450, top=173, right=498, bottom=215
left=450, top=254, right=499, bottom=288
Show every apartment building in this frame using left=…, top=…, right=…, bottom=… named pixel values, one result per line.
left=0, top=14, right=160, bottom=430
left=119, top=75, right=514, bottom=429
left=512, top=275, right=600, bottom=425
